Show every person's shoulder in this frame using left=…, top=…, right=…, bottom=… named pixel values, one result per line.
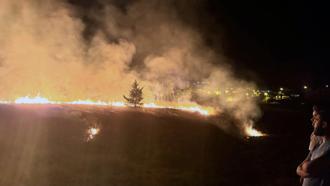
left=321, top=141, right=330, bottom=156
left=324, top=139, right=330, bottom=146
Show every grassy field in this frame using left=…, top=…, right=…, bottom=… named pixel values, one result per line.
left=0, top=104, right=312, bottom=186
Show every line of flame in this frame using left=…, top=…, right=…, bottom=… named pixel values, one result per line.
left=0, top=95, right=265, bottom=137
left=4, top=95, right=214, bottom=115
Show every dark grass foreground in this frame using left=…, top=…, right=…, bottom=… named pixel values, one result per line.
left=0, top=104, right=311, bottom=186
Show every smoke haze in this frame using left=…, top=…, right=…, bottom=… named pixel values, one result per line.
left=0, top=0, right=260, bottom=134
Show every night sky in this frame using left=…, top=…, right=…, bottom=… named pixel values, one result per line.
left=70, top=0, right=329, bottom=89
left=189, top=0, right=329, bottom=89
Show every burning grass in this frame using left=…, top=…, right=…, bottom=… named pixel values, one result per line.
left=0, top=104, right=239, bottom=186
left=244, top=125, right=266, bottom=137
left=0, top=95, right=265, bottom=137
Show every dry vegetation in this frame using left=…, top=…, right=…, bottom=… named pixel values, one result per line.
left=0, top=104, right=310, bottom=186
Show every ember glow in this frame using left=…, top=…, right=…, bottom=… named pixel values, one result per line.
left=245, top=125, right=266, bottom=137
left=143, top=102, right=215, bottom=116
left=87, top=127, right=100, bottom=141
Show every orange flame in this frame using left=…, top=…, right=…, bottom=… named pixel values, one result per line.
left=87, top=127, right=100, bottom=141
left=245, top=125, right=265, bottom=137
left=14, top=95, right=56, bottom=104
left=5, top=95, right=216, bottom=116
left=0, top=95, right=265, bottom=137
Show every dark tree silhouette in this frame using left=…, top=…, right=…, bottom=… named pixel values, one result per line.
left=123, top=80, right=143, bottom=107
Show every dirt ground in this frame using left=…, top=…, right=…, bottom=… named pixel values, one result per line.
left=0, top=104, right=312, bottom=186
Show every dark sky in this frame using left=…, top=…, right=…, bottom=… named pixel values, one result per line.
left=199, top=0, right=329, bottom=89
left=70, top=0, right=329, bottom=89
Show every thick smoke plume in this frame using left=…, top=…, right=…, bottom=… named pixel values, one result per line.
left=0, top=0, right=260, bottom=134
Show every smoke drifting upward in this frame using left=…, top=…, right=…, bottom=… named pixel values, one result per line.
left=0, top=0, right=260, bottom=134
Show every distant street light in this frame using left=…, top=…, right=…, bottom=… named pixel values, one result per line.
left=326, top=85, right=329, bottom=88
left=303, top=85, right=308, bottom=90
left=280, top=87, right=284, bottom=91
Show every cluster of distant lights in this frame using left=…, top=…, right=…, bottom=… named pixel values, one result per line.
left=198, top=84, right=329, bottom=104
left=201, top=87, right=283, bottom=101
left=302, top=84, right=330, bottom=89
left=280, top=84, right=329, bottom=90
left=202, top=88, right=266, bottom=99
